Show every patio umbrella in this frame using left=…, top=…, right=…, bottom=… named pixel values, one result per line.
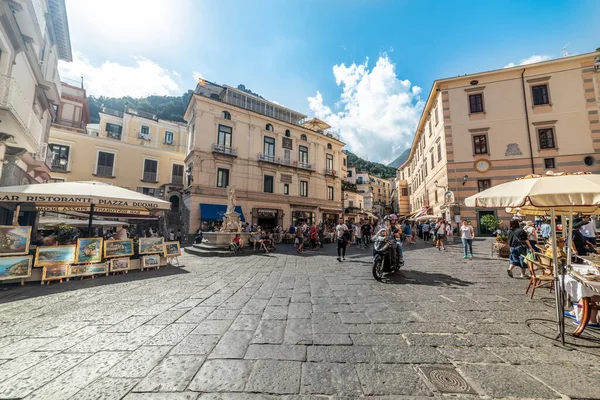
left=301, top=118, right=331, bottom=132
left=465, top=172, right=600, bottom=345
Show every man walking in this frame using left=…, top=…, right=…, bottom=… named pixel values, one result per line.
left=422, top=221, right=430, bottom=242
left=336, top=221, right=349, bottom=262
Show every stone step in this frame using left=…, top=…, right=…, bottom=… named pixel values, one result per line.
left=184, top=246, right=254, bottom=257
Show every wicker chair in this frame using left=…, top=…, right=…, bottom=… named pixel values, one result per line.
left=524, top=257, right=554, bottom=299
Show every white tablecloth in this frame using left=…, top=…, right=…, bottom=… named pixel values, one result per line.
left=564, top=265, right=600, bottom=301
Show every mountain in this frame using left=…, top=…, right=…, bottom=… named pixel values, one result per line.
left=345, top=150, right=396, bottom=178
left=387, top=148, right=410, bottom=168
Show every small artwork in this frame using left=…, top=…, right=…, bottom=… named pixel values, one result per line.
left=110, top=257, right=130, bottom=272
left=0, top=255, right=32, bottom=281
left=164, top=241, right=181, bottom=257
left=104, top=239, right=134, bottom=258
left=42, top=264, right=69, bottom=280
left=142, top=254, right=160, bottom=270
left=139, top=237, right=164, bottom=255
left=69, top=263, right=107, bottom=277
left=35, top=245, right=76, bottom=267
left=0, top=225, right=31, bottom=256
left=75, top=238, right=103, bottom=264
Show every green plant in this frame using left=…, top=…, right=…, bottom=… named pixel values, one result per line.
left=481, top=214, right=501, bottom=233
left=55, top=223, right=78, bottom=245
left=496, top=234, right=508, bottom=243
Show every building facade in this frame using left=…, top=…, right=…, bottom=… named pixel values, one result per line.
left=49, top=90, right=187, bottom=232
left=183, top=83, right=346, bottom=236
left=398, top=51, right=600, bottom=233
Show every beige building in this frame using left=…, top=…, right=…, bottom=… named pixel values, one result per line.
left=398, top=51, right=600, bottom=233
left=183, top=82, right=346, bottom=235
left=49, top=87, right=187, bottom=231
left=345, top=167, right=391, bottom=218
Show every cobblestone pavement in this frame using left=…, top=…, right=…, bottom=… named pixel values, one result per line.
left=0, top=238, right=599, bottom=399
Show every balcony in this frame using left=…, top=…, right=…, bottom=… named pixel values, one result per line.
left=257, top=153, right=315, bottom=171
left=51, top=158, right=69, bottom=172
left=94, top=165, right=114, bottom=178
left=0, top=75, right=43, bottom=150
left=101, top=107, right=124, bottom=118
left=325, top=168, right=338, bottom=177
left=142, top=171, right=159, bottom=183
left=106, top=131, right=122, bottom=140
left=212, top=143, right=238, bottom=157
left=52, top=118, right=84, bottom=129
left=170, top=175, right=184, bottom=185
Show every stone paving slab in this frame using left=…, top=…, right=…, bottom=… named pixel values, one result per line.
left=0, top=238, right=598, bottom=398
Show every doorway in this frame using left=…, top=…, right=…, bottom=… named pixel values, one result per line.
left=477, top=210, right=496, bottom=235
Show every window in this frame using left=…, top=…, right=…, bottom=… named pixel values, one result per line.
left=264, top=175, right=274, bottom=193
left=138, top=187, right=158, bottom=197
left=264, top=136, right=275, bottom=157
left=139, top=125, right=150, bottom=141
left=96, top=151, right=115, bottom=177
left=49, top=144, right=69, bottom=171
left=300, top=180, right=308, bottom=197
left=171, top=164, right=184, bottom=184
left=105, top=123, right=122, bottom=140
left=473, top=134, right=488, bottom=154
left=164, top=131, right=174, bottom=145
left=430, top=153, right=434, bottom=169
left=469, top=93, right=484, bottom=113
left=285, top=129, right=291, bottom=137
left=300, top=134, right=307, bottom=141
left=299, top=146, right=308, bottom=165
left=401, top=188, right=408, bottom=196
left=217, top=168, right=229, bottom=188
left=143, top=159, right=158, bottom=182
left=437, top=143, right=442, bottom=161
left=435, top=106, right=439, bottom=125
left=326, top=154, right=333, bottom=171
left=218, top=125, right=232, bottom=147
left=347, top=170, right=353, bottom=177
left=222, top=111, right=231, bottom=120
left=284, top=149, right=290, bottom=161
left=343, top=158, right=346, bottom=167
left=266, top=123, right=274, bottom=132
left=538, top=128, right=556, bottom=149
left=532, top=84, right=549, bottom=105
left=477, top=179, right=491, bottom=192
left=544, top=158, right=556, bottom=169
left=51, top=104, right=59, bottom=122
left=435, top=190, right=438, bottom=202
left=327, top=186, right=334, bottom=201
left=424, top=161, right=427, bottom=177
left=284, top=183, right=289, bottom=195
left=327, top=143, right=332, bottom=150
left=428, top=119, right=432, bottom=136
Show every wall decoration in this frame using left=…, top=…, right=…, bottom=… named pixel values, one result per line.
left=0, top=255, right=32, bottom=281
left=69, top=263, right=107, bottom=277
left=104, top=239, right=134, bottom=258
left=505, top=143, right=523, bottom=157
left=141, top=254, right=160, bottom=270
left=139, top=237, right=164, bottom=255
left=42, top=264, right=69, bottom=281
left=75, top=238, right=103, bottom=264
left=0, top=226, right=31, bottom=256
left=164, top=241, right=181, bottom=257
left=35, top=245, right=76, bottom=267
left=110, top=258, right=130, bottom=272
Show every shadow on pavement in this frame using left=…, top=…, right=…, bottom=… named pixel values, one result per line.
left=383, top=269, right=474, bottom=287
left=0, top=266, right=189, bottom=305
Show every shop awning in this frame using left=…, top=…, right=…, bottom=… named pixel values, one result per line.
left=320, top=208, right=342, bottom=213
left=200, top=204, right=245, bottom=222
left=415, top=207, right=431, bottom=218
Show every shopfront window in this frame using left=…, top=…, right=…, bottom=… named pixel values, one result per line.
left=292, top=211, right=315, bottom=226
left=257, top=209, right=278, bottom=229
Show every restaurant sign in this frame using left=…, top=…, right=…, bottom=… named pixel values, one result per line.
left=0, top=195, right=162, bottom=209
left=280, top=174, right=293, bottom=183
left=282, top=137, right=293, bottom=150
left=257, top=209, right=277, bottom=217
left=35, top=206, right=151, bottom=215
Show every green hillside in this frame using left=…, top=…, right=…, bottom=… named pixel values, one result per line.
left=345, top=150, right=396, bottom=178
left=387, top=148, right=411, bottom=168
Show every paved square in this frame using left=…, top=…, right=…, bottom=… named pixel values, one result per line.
left=0, top=238, right=599, bottom=399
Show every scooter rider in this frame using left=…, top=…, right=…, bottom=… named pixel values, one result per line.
left=391, top=226, right=404, bottom=266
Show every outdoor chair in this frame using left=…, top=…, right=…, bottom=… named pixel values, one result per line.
left=524, top=257, right=554, bottom=299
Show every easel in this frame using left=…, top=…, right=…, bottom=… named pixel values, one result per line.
left=167, top=256, right=180, bottom=267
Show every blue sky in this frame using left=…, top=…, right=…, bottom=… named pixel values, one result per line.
left=60, top=0, right=600, bottom=163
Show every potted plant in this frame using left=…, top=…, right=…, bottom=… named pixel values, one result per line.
left=55, top=223, right=78, bottom=245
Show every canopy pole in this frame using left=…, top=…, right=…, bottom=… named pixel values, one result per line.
left=550, top=208, right=563, bottom=344
left=88, top=204, right=95, bottom=237
left=12, top=204, right=20, bottom=226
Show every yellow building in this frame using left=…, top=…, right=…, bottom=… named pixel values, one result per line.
left=48, top=83, right=187, bottom=231
left=183, top=82, right=346, bottom=235
left=398, top=51, right=600, bottom=233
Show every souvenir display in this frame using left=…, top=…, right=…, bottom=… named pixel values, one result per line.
left=104, top=239, right=134, bottom=258
left=110, top=257, right=130, bottom=272
left=35, top=245, right=76, bottom=267
left=164, top=241, right=181, bottom=257
left=141, top=254, right=160, bottom=270
left=75, top=238, right=103, bottom=264
left=0, top=255, right=32, bottom=281
left=139, top=237, right=164, bottom=255
left=42, top=264, right=69, bottom=281
left=69, top=262, right=107, bottom=277
left=0, top=226, right=31, bottom=256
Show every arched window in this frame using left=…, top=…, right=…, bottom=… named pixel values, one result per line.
left=222, top=111, right=231, bottom=120
left=266, top=124, right=274, bottom=132
left=285, top=129, right=291, bottom=137
left=327, top=143, right=332, bottom=150
left=169, top=195, right=180, bottom=213
left=300, top=134, right=307, bottom=141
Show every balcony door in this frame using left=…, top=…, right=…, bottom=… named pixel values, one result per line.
left=96, top=151, right=115, bottom=177
left=326, top=154, right=333, bottom=171
left=217, top=125, right=232, bottom=147
left=143, top=159, right=158, bottom=182
left=171, top=164, right=184, bottom=185
left=264, top=137, right=275, bottom=158
left=49, top=144, right=70, bottom=172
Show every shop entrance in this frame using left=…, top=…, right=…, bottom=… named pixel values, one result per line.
left=322, top=213, right=339, bottom=227
left=292, top=211, right=315, bottom=226
left=257, top=209, right=278, bottom=230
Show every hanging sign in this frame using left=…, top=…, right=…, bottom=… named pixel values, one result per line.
left=35, top=206, right=151, bottom=215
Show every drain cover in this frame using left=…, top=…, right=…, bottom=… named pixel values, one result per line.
left=419, top=366, right=477, bottom=394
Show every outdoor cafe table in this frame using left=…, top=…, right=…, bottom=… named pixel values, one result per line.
left=564, top=264, right=600, bottom=337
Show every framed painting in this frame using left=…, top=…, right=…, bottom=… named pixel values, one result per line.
left=110, top=257, right=130, bottom=272
left=104, top=239, right=134, bottom=258
left=69, top=262, right=107, bottom=277
left=0, top=255, right=32, bottom=281
left=164, top=241, right=181, bottom=257
left=35, top=245, right=76, bottom=267
left=139, top=237, right=164, bottom=255
left=0, top=225, right=31, bottom=256
left=42, top=264, right=69, bottom=281
left=141, top=254, right=160, bottom=270
left=75, top=238, right=104, bottom=264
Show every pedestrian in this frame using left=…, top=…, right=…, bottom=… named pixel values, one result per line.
left=336, top=221, right=349, bottom=262
left=169, top=230, right=175, bottom=241
left=507, top=219, right=533, bottom=278
left=422, top=221, right=430, bottom=242
left=524, top=220, right=539, bottom=253
left=309, top=225, right=318, bottom=250
left=417, top=222, right=423, bottom=239
left=540, top=218, right=551, bottom=243
left=318, top=222, right=325, bottom=248
left=435, top=219, right=446, bottom=251
left=354, top=222, right=363, bottom=248
left=296, top=223, right=307, bottom=253
left=579, top=215, right=597, bottom=246
left=460, top=220, right=474, bottom=259
left=411, top=221, right=417, bottom=244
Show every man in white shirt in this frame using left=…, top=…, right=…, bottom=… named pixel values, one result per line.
left=336, top=222, right=349, bottom=262
left=579, top=215, right=597, bottom=246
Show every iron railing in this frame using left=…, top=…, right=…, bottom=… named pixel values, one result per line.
left=142, top=171, right=159, bottom=182
left=212, top=143, right=238, bottom=156
left=95, top=165, right=114, bottom=177
left=51, top=159, right=68, bottom=172
left=325, top=168, right=337, bottom=177
left=170, top=175, right=184, bottom=185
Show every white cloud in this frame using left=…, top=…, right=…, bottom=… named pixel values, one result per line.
left=192, top=71, right=204, bottom=83
left=308, top=55, right=424, bottom=164
left=58, top=52, right=182, bottom=98
left=504, top=54, right=552, bottom=68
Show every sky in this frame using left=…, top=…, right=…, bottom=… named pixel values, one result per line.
left=59, top=0, right=600, bottom=164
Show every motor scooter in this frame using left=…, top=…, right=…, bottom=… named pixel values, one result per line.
left=372, top=228, right=403, bottom=281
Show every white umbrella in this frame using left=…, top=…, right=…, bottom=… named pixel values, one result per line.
left=465, top=172, right=600, bottom=345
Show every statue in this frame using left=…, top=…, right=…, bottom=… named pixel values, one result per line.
left=226, top=186, right=237, bottom=214
left=221, top=185, right=241, bottom=233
